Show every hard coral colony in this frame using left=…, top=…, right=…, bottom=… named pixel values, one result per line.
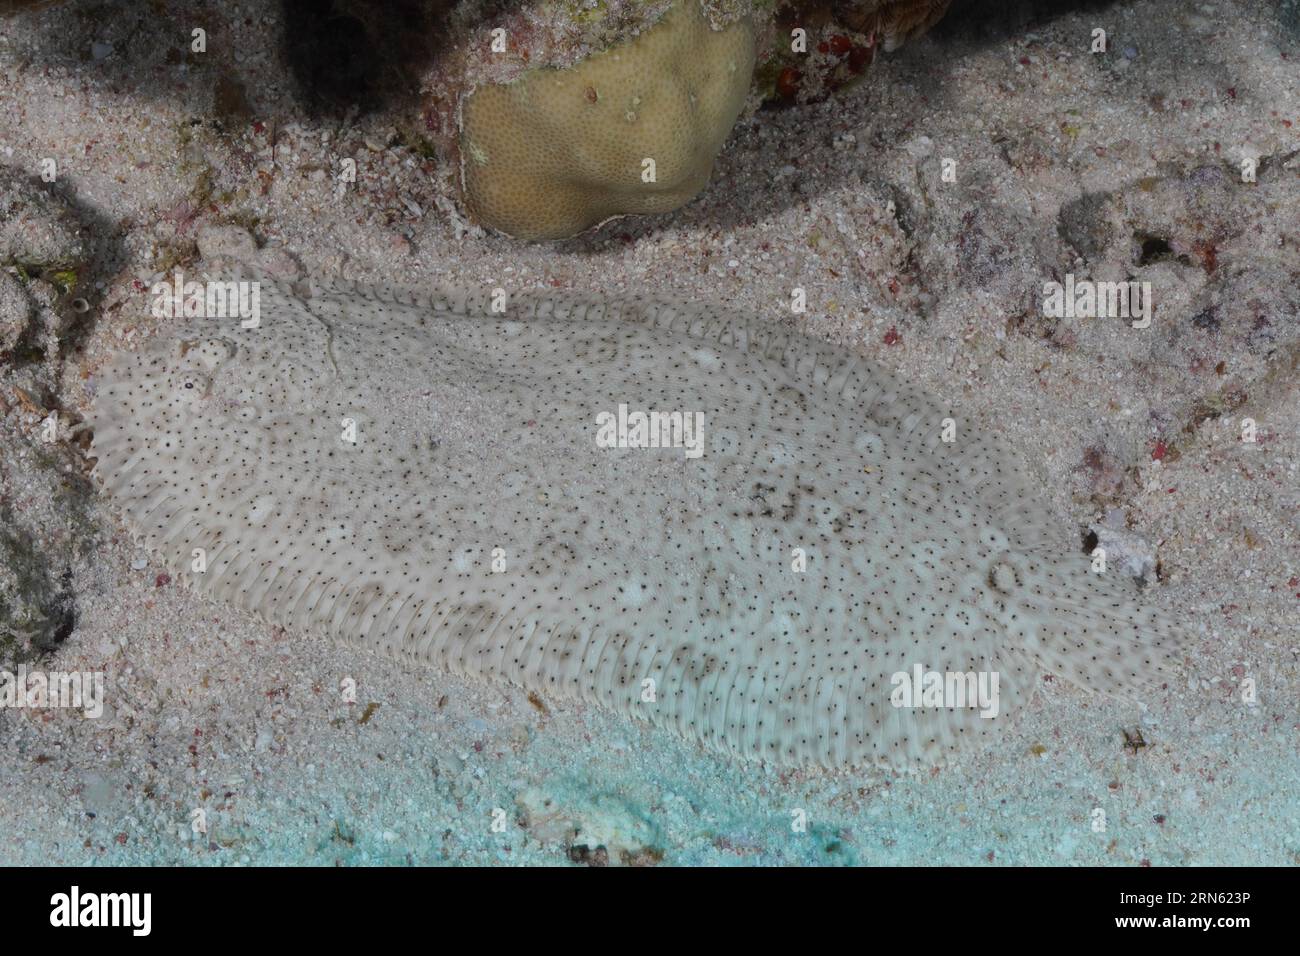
left=459, top=0, right=756, bottom=239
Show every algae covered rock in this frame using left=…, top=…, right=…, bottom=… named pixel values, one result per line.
left=0, top=166, right=90, bottom=365
left=0, top=436, right=96, bottom=669
left=0, top=516, right=78, bottom=666
left=459, top=0, right=755, bottom=239
left=0, top=270, right=31, bottom=354
left=0, top=166, right=87, bottom=269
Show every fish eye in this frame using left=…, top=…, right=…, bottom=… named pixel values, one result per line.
left=184, top=381, right=194, bottom=389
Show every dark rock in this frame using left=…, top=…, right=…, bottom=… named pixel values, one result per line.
left=1283, top=0, right=1300, bottom=38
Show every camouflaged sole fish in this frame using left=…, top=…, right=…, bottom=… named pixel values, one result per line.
left=87, top=271, right=1187, bottom=769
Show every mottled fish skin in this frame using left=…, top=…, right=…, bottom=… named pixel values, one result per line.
left=88, top=270, right=1185, bottom=769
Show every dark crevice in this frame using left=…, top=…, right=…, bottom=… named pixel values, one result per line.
left=280, top=0, right=456, bottom=118
left=934, top=0, right=1124, bottom=43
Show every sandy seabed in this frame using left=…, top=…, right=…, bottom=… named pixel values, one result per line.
left=0, top=0, right=1297, bottom=865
